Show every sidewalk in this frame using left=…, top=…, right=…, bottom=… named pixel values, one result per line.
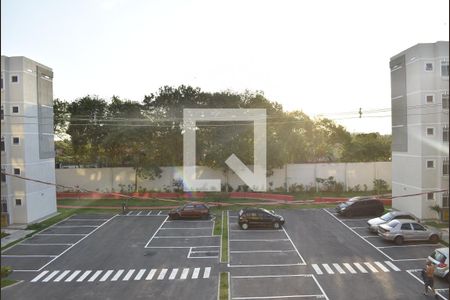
left=1, top=228, right=34, bottom=249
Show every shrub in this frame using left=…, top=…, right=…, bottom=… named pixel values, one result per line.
left=1, top=266, right=12, bottom=278
left=373, top=179, right=389, bottom=193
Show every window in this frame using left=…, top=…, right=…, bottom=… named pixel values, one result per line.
left=12, top=137, right=20, bottom=145
left=426, top=95, right=434, bottom=103
left=0, top=106, right=3, bottom=120
left=426, top=160, right=435, bottom=168
left=444, top=126, right=449, bottom=142
left=444, top=158, right=449, bottom=176
left=1, top=173, right=5, bottom=182
left=15, top=199, right=22, bottom=206
left=412, top=223, right=426, bottom=231
left=427, top=192, right=434, bottom=200
left=1, top=137, right=4, bottom=151
left=13, top=168, right=20, bottom=175
left=401, top=223, right=412, bottom=230
left=0, top=77, right=3, bottom=89
left=11, top=75, right=18, bottom=83
left=1, top=202, right=6, bottom=213
left=12, top=106, right=19, bottom=113
left=443, top=93, right=449, bottom=109
left=425, top=62, right=434, bottom=71
left=426, top=128, right=434, bottom=136
left=443, top=192, right=449, bottom=208
left=442, top=61, right=449, bottom=77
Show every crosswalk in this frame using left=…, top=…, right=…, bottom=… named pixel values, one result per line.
left=30, top=267, right=212, bottom=283
left=311, top=261, right=400, bottom=275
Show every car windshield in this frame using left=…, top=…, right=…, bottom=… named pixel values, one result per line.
left=380, top=212, right=393, bottom=221
left=386, top=220, right=400, bottom=227
left=261, top=208, right=275, bottom=215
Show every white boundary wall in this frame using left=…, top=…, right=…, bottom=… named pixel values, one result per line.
left=56, top=162, right=391, bottom=192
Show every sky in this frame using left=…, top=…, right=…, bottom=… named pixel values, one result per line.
left=1, top=0, right=449, bottom=134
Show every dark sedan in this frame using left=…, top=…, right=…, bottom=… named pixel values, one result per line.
left=168, top=203, right=210, bottom=220
left=238, top=208, right=285, bottom=230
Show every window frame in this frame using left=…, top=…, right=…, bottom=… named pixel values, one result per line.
left=15, top=199, right=22, bottom=206
left=13, top=168, right=21, bottom=175
left=11, top=75, right=19, bottom=83
left=426, top=127, right=435, bottom=136
left=443, top=93, right=449, bottom=110
left=12, top=106, right=19, bottom=114
left=426, top=160, right=435, bottom=169
left=444, top=126, right=449, bottom=142
left=425, top=94, right=434, bottom=104
left=424, top=62, right=434, bottom=72
left=427, top=192, right=435, bottom=200
left=441, top=60, right=449, bottom=78
left=443, top=158, right=449, bottom=176
left=12, top=136, right=20, bottom=145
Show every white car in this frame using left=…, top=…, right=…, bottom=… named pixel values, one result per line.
left=367, top=211, right=418, bottom=233
left=428, top=247, right=449, bottom=283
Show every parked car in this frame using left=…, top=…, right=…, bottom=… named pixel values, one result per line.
left=377, top=219, right=441, bottom=245
left=238, top=208, right=285, bottom=230
left=427, top=247, right=449, bottom=283
left=367, top=211, right=419, bottom=233
left=335, top=197, right=384, bottom=217
left=168, top=203, right=210, bottom=220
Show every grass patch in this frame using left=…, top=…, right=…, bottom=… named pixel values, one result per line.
left=424, top=221, right=449, bottom=229
left=1, top=231, right=9, bottom=238
left=221, top=211, right=228, bottom=263
left=213, top=212, right=222, bottom=236
left=219, top=272, right=229, bottom=300
left=1, top=279, right=18, bottom=288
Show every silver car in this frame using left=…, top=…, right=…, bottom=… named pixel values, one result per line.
left=377, top=219, right=441, bottom=245
left=367, top=211, right=418, bottom=233
left=427, top=247, right=449, bottom=283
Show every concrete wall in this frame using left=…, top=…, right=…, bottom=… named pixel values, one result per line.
left=55, top=162, right=392, bottom=193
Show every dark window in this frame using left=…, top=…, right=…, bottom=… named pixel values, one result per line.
left=13, top=168, right=20, bottom=175
left=425, top=63, right=433, bottom=71
left=1, top=203, right=7, bottom=213
left=426, top=128, right=434, bottom=135
left=427, top=192, right=434, bottom=200
left=426, top=95, right=434, bottom=103
left=11, top=75, right=18, bottom=83
left=1, top=139, right=4, bottom=151
left=427, top=160, right=434, bottom=168
left=12, top=137, right=19, bottom=145
left=443, top=94, right=449, bottom=109
left=0, top=78, right=3, bottom=89
left=12, top=106, right=19, bottom=113
left=397, top=215, right=414, bottom=220
left=412, top=223, right=426, bottom=231
left=15, top=199, right=22, bottom=206
left=401, top=223, right=412, bottom=230
left=444, top=127, right=449, bottom=142
left=443, top=159, right=449, bottom=176
left=442, top=61, right=449, bottom=77
left=1, top=173, right=5, bottom=182
left=0, top=107, right=3, bottom=120
left=443, top=193, right=449, bottom=208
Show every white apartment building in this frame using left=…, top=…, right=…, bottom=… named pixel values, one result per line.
left=390, top=41, right=449, bottom=220
left=1, top=56, right=57, bottom=225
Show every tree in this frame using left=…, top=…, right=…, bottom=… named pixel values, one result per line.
left=341, top=133, right=391, bottom=162
left=53, top=98, right=70, bottom=139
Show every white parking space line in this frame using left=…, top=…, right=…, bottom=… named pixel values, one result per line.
left=42, top=270, right=60, bottom=282
left=99, top=270, right=114, bottom=282
left=364, top=262, right=378, bottom=273
left=127, top=211, right=133, bottom=216
left=384, top=261, right=401, bottom=271
left=36, top=234, right=86, bottom=236
left=66, top=270, right=83, bottom=282
left=333, top=263, right=346, bottom=274
left=137, top=211, right=142, bottom=216
left=31, top=271, right=49, bottom=282
left=2, top=255, right=57, bottom=258
left=374, top=261, right=390, bottom=272
left=180, top=268, right=189, bottom=279
left=169, top=269, right=179, bottom=280
left=312, top=264, right=323, bottom=275
left=377, top=244, right=439, bottom=249
left=159, top=227, right=212, bottom=230
left=311, top=274, right=330, bottom=300
left=229, top=239, right=289, bottom=242
left=407, top=270, right=449, bottom=300
left=87, top=271, right=103, bottom=282
left=111, top=270, right=124, bottom=281
left=350, top=226, right=368, bottom=229
left=232, top=294, right=324, bottom=299
left=230, top=250, right=296, bottom=253
left=192, top=268, right=200, bottom=279
left=54, top=225, right=98, bottom=228
left=146, top=269, right=157, bottom=280
left=20, top=243, right=74, bottom=246
left=157, top=269, right=168, bottom=280
left=67, top=219, right=109, bottom=221
left=76, top=270, right=92, bottom=282
left=154, top=236, right=214, bottom=238
left=322, top=264, right=334, bottom=274
left=353, top=263, right=368, bottom=273
left=123, top=269, right=136, bottom=281
left=157, top=211, right=162, bottom=215
left=343, top=263, right=357, bottom=274
left=146, top=211, right=152, bottom=216
left=144, top=215, right=169, bottom=248
left=134, top=269, right=146, bottom=280
left=203, top=267, right=211, bottom=278
left=54, top=270, right=71, bottom=282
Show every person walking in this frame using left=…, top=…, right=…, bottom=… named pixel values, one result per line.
left=423, top=260, right=438, bottom=298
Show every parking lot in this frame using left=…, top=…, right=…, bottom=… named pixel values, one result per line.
left=1, top=208, right=449, bottom=300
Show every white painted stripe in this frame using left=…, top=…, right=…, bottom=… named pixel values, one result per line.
left=169, top=268, right=179, bottom=280
left=111, top=270, right=124, bottom=281
left=42, top=270, right=60, bottom=282
left=145, top=269, right=157, bottom=280
left=127, top=211, right=132, bottom=216
left=232, top=295, right=324, bottom=299
left=157, top=269, right=168, bottom=280
left=343, top=263, right=357, bottom=274
left=333, top=263, right=346, bottom=274
left=364, top=262, right=379, bottom=273
left=137, top=211, right=142, bottom=216
left=66, top=270, right=82, bottom=282
left=312, top=264, right=323, bottom=275
left=229, top=239, right=289, bottom=242
left=54, top=270, right=71, bottom=282
left=353, top=263, right=368, bottom=273
left=384, top=261, right=401, bottom=271
left=203, top=267, right=211, bottom=278
left=123, top=269, right=135, bottom=281
left=31, top=271, right=49, bottom=282
left=87, top=270, right=102, bottom=282
left=374, top=261, right=390, bottom=272
left=76, top=270, right=92, bottom=282
left=2, top=255, right=57, bottom=258
left=322, top=264, right=334, bottom=274
left=231, top=274, right=314, bottom=279
left=146, top=211, right=152, bottom=216
left=134, top=269, right=146, bottom=280
left=99, top=270, right=114, bottom=282
left=192, top=267, right=200, bottom=279
left=230, top=250, right=296, bottom=253
left=20, top=243, right=74, bottom=246
left=378, top=244, right=439, bottom=249
left=180, top=268, right=189, bottom=279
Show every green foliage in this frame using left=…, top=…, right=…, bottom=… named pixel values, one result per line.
left=316, top=176, right=344, bottom=192
left=1, top=266, right=12, bottom=278
left=373, top=179, right=389, bottom=193
left=1, top=231, right=9, bottom=238
left=341, top=133, right=391, bottom=162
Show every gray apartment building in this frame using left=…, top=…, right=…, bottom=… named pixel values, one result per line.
left=1, top=56, right=57, bottom=225
left=390, top=41, right=449, bottom=220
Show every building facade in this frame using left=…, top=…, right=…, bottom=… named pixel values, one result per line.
left=1, top=56, right=57, bottom=225
left=390, top=41, right=449, bottom=220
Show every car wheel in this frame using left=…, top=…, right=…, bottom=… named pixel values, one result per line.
left=273, top=222, right=280, bottom=230
left=429, top=234, right=439, bottom=244
left=394, top=236, right=404, bottom=245
left=240, top=223, right=249, bottom=230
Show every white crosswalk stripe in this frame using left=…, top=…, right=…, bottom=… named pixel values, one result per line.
left=333, top=263, right=345, bottom=274
left=364, top=262, right=378, bottom=273
left=28, top=267, right=213, bottom=282
left=384, top=261, right=401, bottom=271
left=374, top=261, right=390, bottom=272
left=312, top=262, right=395, bottom=275
left=353, top=263, right=368, bottom=273
left=343, top=263, right=357, bottom=274
left=312, top=264, right=323, bottom=275
left=322, top=264, right=334, bottom=274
